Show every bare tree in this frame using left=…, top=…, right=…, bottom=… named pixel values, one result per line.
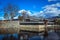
left=4, top=12, right=9, bottom=20
left=4, top=4, right=19, bottom=20
left=18, top=16, right=23, bottom=21
left=20, top=10, right=27, bottom=21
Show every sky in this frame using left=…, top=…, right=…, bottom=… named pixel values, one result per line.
left=0, top=0, right=60, bottom=20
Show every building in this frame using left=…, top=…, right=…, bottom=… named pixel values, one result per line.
left=20, top=21, right=54, bottom=32
left=0, top=18, right=55, bottom=34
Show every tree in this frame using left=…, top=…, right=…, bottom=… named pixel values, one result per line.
left=18, top=16, right=23, bottom=21
left=58, top=14, right=60, bottom=17
left=4, top=12, right=9, bottom=20
left=18, top=10, right=31, bottom=21
left=4, top=4, right=19, bottom=20
left=57, top=19, right=60, bottom=25
left=20, top=10, right=27, bottom=21
left=54, top=18, right=57, bottom=24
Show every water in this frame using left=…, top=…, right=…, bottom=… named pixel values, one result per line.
left=0, top=33, right=18, bottom=40
left=0, top=31, right=60, bottom=40
left=0, top=35, right=4, bottom=40
left=29, top=36, right=42, bottom=40
left=0, top=34, right=42, bottom=40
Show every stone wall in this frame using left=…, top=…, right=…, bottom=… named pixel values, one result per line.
left=0, top=21, right=46, bottom=33
left=0, top=21, right=20, bottom=34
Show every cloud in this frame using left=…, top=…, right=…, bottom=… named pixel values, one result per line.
left=14, top=16, right=18, bottom=19
left=32, top=11, right=43, bottom=17
left=28, top=3, right=60, bottom=18
left=18, top=9, right=47, bottom=18
left=0, top=17, right=4, bottom=20
left=18, top=3, right=60, bottom=18
left=18, top=9, right=26, bottom=13
left=48, top=0, right=59, bottom=2
left=30, top=3, right=60, bottom=18
left=43, top=3, right=60, bottom=8
left=26, top=10, right=32, bottom=16
left=42, top=3, right=60, bottom=18
left=18, top=9, right=45, bottom=16
left=18, top=9, right=32, bottom=16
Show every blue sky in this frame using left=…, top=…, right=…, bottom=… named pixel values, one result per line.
left=0, top=0, right=60, bottom=20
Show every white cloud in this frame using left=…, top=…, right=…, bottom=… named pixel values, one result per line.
left=43, top=3, right=60, bottom=8
left=30, top=11, right=45, bottom=18
left=42, top=3, right=60, bottom=17
left=48, top=0, right=59, bottom=2
left=30, top=3, right=60, bottom=18
left=18, top=3, right=60, bottom=18
left=18, top=9, right=27, bottom=13
left=28, top=3, right=60, bottom=18
left=18, top=9, right=32, bottom=16
left=18, top=9, right=45, bottom=18
left=27, top=11, right=33, bottom=16
left=0, top=17, right=4, bottom=20
left=14, top=16, right=18, bottom=19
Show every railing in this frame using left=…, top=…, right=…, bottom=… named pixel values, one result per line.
left=20, top=21, right=54, bottom=25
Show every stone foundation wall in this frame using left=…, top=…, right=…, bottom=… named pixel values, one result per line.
left=0, top=21, right=20, bottom=34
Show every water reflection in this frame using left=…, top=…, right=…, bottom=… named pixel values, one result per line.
left=44, top=31, right=59, bottom=40
left=0, top=33, right=18, bottom=40
left=0, top=31, right=60, bottom=40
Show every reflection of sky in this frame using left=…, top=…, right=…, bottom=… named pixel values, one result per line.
left=0, top=0, right=60, bottom=20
